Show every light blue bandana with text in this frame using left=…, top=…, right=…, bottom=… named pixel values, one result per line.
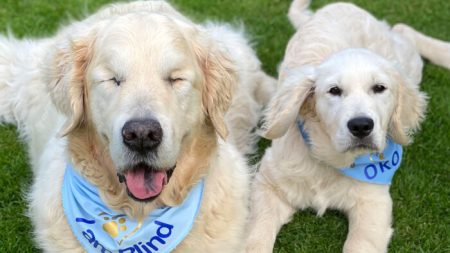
left=62, top=164, right=204, bottom=253
left=338, top=138, right=402, bottom=184
left=297, top=121, right=403, bottom=184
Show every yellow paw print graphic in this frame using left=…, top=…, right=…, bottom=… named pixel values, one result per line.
left=99, top=212, right=127, bottom=238
left=98, top=212, right=142, bottom=245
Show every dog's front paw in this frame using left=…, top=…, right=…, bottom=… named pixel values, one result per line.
left=343, top=232, right=391, bottom=253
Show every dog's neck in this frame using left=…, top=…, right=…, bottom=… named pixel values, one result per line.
left=67, top=122, right=217, bottom=219
left=297, top=120, right=311, bottom=146
left=297, top=119, right=365, bottom=168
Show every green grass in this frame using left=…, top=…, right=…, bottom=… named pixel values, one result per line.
left=0, top=0, right=449, bottom=252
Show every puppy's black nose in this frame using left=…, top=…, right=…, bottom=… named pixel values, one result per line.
left=122, top=118, right=163, bottom=152
left=347, top=117, right=374, bottom=139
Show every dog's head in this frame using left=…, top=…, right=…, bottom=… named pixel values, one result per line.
left=262, top=49, right=427, bottom=166
left=48, top=4, right=235, bottom=205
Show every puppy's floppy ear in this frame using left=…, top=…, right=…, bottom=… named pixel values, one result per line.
left=194, top=37, right=237, bottom=140
left=260, top=66, right=315, bottom=139
left=48, top=32, right=95, bottom=136
left=389, top=71, right=427, bottom=145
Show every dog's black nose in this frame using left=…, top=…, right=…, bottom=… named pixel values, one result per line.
left=122, top=118, right=163, bottom=152
left=347, top=117, right=374, bottom=139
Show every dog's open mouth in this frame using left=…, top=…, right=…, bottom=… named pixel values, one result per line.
left=118, top=163, right=175, bottom=202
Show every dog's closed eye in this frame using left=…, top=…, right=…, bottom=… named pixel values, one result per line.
left=167, top=77, right=186, bottom=84
left=100, top=77, right=123, bottom=86
left=110, top=77, right=122, bottom=87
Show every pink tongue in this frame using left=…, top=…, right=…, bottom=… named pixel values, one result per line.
left=124, top=168, right=167, bottom=200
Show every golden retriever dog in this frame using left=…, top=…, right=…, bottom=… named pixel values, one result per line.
left=0, top=1, right=275, bottom=252
left=244, top=0, right=449, bottom=252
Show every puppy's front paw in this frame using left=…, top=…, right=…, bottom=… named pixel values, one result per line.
left=343, top=227, right=392, bottom=253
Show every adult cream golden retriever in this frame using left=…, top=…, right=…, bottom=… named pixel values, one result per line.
left=0, top=1, right=275, bottom=252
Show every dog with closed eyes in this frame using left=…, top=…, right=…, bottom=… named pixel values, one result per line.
left=245, top=0, right=448, bottom=252
left=0, top=1, right=275, bottom=252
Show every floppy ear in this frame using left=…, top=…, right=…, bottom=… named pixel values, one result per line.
left=389, top=72, right=427, bottom=145
left=194, top=39, right=237, bottom=140
left=260, top=66, right=315, bottom=139
left=49, top=35, right=95, bottom=136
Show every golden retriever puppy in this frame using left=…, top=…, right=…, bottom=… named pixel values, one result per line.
left=0, top=1, right=275, bottom=252
left=245, top=1, right=443, bottom=252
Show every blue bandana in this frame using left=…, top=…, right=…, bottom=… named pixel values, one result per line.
left=62, top=164, right=204, bottom=253
left=297, top=121, right=403, bottom=185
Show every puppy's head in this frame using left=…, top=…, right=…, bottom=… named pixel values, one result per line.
left=49, top=10, right=235, bottom=204
left=262, top=49, right=426, bottom=166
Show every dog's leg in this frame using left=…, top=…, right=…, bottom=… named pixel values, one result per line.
left=245, top=172, right=296, bottom=253
left=393, top=23, right=450, bottom=70
left=343, top=190, right=393, bottom=253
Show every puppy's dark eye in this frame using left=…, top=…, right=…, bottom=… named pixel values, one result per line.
left=110, top=77, right=121, bottom=86
left=328, top=86, right=342, bottom=96
left=372, top=84, right=386, bottom=94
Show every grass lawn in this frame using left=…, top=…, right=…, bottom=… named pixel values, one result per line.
left=0, top=0, right=449, bottom=252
